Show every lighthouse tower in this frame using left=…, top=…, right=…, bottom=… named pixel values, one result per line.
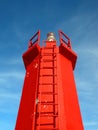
left=15, top=30, right=84, bottom=130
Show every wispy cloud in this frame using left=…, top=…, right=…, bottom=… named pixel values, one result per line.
left=0, top=1, right=98, bottom=130
left=58, top=11, right=98, bottom=129
left=85, top=121, right=98, bottom=126
left=55, top=6, right=98, bottom=46
left=0, top=58, right=22, bottom=65
left=0, top=71, right=24, bottom=80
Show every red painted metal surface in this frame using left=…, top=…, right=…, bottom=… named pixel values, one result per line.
left=15, top=30, right=84, bottom=130
left=15, top=44, right=40, bottom=130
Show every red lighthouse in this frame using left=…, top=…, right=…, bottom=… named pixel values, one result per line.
left=15, top=30, right=84, bottom=130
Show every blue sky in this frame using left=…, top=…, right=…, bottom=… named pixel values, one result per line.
left=0, top=0, right=98, bottom=129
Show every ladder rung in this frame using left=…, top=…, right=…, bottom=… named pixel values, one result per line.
left=38, top=92, right=58, bottom=95
left=39, top=83, right=57, bottom=85
left=38, top=102, right=58, bottom=105
left=43, top=47, right=54, bottom=49
left=40, top=74, right=57, bottom=77
left=40, top=66, right=57, bottom=69
left=36, top=114, right=58, bottom=117
left=36, top=123, right=54, bottom=126
left=37, top=112, right=54, bottom=114
left=41, top=59, right=56, bottom=62
left=39, top=128, right=58, bottom=130
left=41, top=53, right=56, bottom=56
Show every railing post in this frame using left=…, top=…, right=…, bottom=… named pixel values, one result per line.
left=59, top=30, right=72, bottom=49
left=28, top=30, right=40, bottom=48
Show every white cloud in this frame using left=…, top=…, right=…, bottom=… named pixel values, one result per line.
left=0, top=92, right=19, bottom=100
left=0, top=91, right=21, bottom=114
left=0, top=71, right=25, bottom=80
left=55, top=7, right=98, bottom=47
left=0, top=57, right=23, bottom=65
left=85, top=121, right=98, bottom=126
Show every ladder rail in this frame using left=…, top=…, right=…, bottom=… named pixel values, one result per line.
left=34, top=49, right=42, bottom=130
left=32, top=57, right=40, bottom=130
left=34, top=46, right=59, bottom=129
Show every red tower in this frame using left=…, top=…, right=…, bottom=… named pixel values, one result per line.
left=15, top=30, right=84, bottom=130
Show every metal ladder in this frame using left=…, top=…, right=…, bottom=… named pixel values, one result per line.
left=34, top=45, right=59, bottom=130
